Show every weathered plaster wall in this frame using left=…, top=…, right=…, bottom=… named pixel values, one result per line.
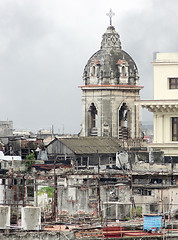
left=0, top=206, right=10, bottom=229
left=58, top=185, right=93, bottom=215
left=21, top=207, right=41, bottom=230
left=0, top=231, right=75, bottom=240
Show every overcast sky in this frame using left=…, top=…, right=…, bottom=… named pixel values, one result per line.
left=0, top=0, right=177, bottom=134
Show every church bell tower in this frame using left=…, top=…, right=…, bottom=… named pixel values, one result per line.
left=80, top=10, right=143, bottom=139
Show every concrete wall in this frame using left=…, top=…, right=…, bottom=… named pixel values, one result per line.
left=58, top=185, right=93, bottom=216
left=37, top=185, right=52, bottom=212
left=103, top=202, right=131, bottom=220
left=0, top=206, right=10, bottom=229
left=21, top=207, right=41, bottom=230
left=133, top=185, right=178, bottom=216
left=57, top=175, right=131, bottom=219
left=168, top=187, right=178, bottom=214
left=0, top=231, right=75, bottom=240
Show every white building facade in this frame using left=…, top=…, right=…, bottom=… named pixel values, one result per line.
left=139, top=53, right=178, bottom=156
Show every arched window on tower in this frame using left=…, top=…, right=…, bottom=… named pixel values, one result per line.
left=88, top=103, right=98, bottom=136
left=122, top=66, right=126, bottom=77
left=92, top=66, right=95, bottom=76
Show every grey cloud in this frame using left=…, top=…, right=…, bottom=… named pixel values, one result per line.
left=0, top=0, right=177, bottom=131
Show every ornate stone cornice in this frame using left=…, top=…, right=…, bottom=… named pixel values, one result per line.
left=79, top=84, right=143, bottom=90
left=136, top=100, right=178, bottom=113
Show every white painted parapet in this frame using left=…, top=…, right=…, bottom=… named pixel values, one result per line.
left=21, top=206, right=41, bottom=230
left=0, top=206, right=10, bottom=229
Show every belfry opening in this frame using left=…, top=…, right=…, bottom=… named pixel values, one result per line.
left=119, top=103, right=130, bottom=139
left=88, top=103, right=98, bottom=136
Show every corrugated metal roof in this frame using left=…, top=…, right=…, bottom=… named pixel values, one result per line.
left=56, top=137, right=121, bottom=154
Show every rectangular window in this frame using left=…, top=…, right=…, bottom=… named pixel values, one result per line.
left=172, top=117, right=178, bottom=141
left=27, top=186, right=34, bottom=198
left=169, top=78, right=178, bottom=89
left=27, top=180, right=34, bottom=199
left=150, top=203, right=158, bottom=214
left=82, top=157, right=88, bottom=166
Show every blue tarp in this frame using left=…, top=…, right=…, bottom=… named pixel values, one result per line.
left=143, top=215, right=162, bottom=232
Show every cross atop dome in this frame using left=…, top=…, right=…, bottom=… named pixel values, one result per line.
left=106, top=9, right=115, bottom=26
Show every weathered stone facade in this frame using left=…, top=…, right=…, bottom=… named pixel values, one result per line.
left=80, top=25, right=143, bottom=139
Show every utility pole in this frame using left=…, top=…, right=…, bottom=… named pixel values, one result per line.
left=97, top=151, right=102, bottom=225
left=53, top=159, right=58, bottom=221
left=171, top=157, right=174, bottom=185
left=22, top=175, right=26, bottom=207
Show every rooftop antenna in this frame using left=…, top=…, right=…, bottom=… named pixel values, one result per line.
left=106, top=9, right=115, bottom=26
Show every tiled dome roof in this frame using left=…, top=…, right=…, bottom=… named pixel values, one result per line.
left=83, top=26, right=139, bottom=86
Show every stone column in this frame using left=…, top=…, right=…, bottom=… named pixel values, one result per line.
left=156, top=114, right=163, bottom=143
left=153, top=113, right=158, bottom=143
left=80, top=97, right=86, bottom=136
left=164, top=114, right=171, bottom=143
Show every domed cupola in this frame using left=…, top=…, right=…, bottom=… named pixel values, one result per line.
left=83, top=25, right=139, bottom=86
